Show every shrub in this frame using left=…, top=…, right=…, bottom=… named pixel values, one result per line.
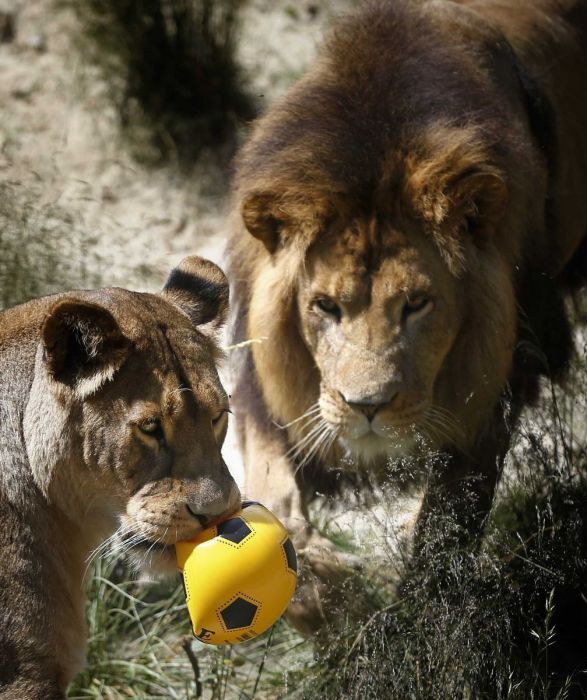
left=298, top=341, right=587, bottom=700
left=67, top=0, right=255, bottom=166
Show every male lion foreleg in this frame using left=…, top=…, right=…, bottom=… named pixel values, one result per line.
left=240, top=412, right=361, bottom=633
left=414, top=404, right=513, bottom=557
left=241, top=412, right=310, bottom=541
left=241, top=411, right=349, bottom=561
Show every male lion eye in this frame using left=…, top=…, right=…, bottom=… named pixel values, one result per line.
left=313, top=297, right=341, bottom=319
left=403, top=296, right=432, bottom=319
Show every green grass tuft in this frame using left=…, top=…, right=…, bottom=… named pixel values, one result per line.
left=68, top=557, right=310, bottom=699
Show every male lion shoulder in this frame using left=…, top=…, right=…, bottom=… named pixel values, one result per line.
left=0, top=257, right=240, bottom=698
left=227, top=0, right=587, bottom=627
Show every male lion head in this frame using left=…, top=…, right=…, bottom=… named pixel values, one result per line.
left=295, top=219, right=464, bottom=462
left=23, top=256, right=240, bottom=575
left=235, top=119, right=519, bottom=476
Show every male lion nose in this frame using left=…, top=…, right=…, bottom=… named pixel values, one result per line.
left=343, top=385, right=400, bottom=419
left=348, top=400, right=389, bottom=421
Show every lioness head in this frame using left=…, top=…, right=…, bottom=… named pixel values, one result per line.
left=23, top=256, right=240, bottom=575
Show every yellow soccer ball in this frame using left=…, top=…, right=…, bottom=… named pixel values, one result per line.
left=176, top=501, right=298, bottom=645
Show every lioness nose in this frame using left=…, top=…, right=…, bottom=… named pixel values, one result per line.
left=186, top=507, right=211, bottom=528
left=186, top=479, right=241, bottom=526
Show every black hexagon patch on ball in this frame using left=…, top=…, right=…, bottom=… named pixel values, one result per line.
left=220, top=596, right=258, bottom=630
left=216, top=517, right=252, bottom=545
left=282, top=537, right=297, bottom=573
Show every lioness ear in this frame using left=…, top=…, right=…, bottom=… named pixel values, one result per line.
left=42, top=299, right=130, bottom=396
left=452, top=169, right=508, bottom=239
left=241, top=192, right=283, bottom=253
left=162, top=256, right=229, bottom=329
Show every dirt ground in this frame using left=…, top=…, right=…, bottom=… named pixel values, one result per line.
left=0, top=0, right=357, bottom=487
left=0, top=0, right=354, bottom=287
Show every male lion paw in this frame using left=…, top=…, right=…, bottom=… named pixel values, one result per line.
left=286, top=530, right=362, bottom=635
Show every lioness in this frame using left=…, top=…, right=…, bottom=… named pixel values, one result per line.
left=227, top=0, right=587, bottom=626
left=0, top=257, right=240, bottom=698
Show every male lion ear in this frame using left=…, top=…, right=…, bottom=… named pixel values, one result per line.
left=241, top=192, right=283, bottom=253
left=42, top=299, right=130, bottom=396
left=451, top=168, right=508, bottom=240
left=162, top=256, right=229, bottom=330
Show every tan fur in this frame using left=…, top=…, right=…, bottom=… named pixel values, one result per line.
left=227, top=0, right=587, bottom=617
left=0, top=257, right=240, bottom=698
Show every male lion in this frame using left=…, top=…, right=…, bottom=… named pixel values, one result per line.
left=0, top=257, right=240, bottom=698
left=227, top=0, right=587, bottom=626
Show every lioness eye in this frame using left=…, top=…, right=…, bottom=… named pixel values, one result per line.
left=212, top=408, right=231, bottom=425
left=138, top=419, right=166, bottom=445
left=314, top=297, right=341, bottom=320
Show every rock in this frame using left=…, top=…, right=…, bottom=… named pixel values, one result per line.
left=22, top=33, right=47, bottom=53
left=11, top=80, right=36, bottom=100
left=101, top=186, right=118, bottom=203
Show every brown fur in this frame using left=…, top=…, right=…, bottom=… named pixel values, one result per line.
left=0, top=257, right=240, bottom=698
left=227, top=0, right=587, bottom=624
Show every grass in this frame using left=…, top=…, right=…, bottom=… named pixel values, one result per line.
left=0, top=180, right=158, bottom=312
left=0, top=182, right=103, bottom=309
left=68, top=557, right=310, bottom=699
